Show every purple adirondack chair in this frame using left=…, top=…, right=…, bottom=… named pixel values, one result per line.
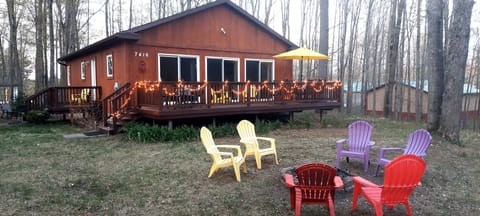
left=336, top=121, right=375, bottom=173
left=375, top=129, right=432, bottom=176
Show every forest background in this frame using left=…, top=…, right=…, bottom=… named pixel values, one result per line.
left=0, top=0, right=479, bottom=143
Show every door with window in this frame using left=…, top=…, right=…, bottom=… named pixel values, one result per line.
left=206, top=58, right=239, bottom=103
left=245, top=60, right=274, bottom=82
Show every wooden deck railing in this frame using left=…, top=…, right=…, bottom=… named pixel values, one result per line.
left=127, top=80, right=342, bottom=111
left=25, top=86, right=102, bottom=112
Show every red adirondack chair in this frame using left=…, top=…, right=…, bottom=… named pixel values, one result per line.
left=284, top=163, right=344, bottom=216
left=375, top=129, right=432, bottom=176
left=336, top=121, right=375, bottom=172
left=352, top=154, right=427, bottom=216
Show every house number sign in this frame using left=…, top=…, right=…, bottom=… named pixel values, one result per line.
left=134, top=51, right=149, bottom=57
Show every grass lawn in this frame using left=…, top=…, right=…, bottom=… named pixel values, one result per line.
left=1, top=112, right=479, bottom=215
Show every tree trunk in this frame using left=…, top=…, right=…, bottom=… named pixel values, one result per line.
left=415, top=0, right=423, bottom=122
left=318, top=0, right=328, bottom=80
left=35, top=0, right=46, bottom=92
left=440, top=0, right=474, bottom=144
left=426, top=0, right=444, bottom=131
left=280, top=0, right=290, bottom=39
left=48, top=0, right=55, bottom=86
left=384, top=0, right=403, bottom=118
left=6, top=0, right=24, bottom=101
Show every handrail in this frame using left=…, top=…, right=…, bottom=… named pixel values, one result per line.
left=24, top=86, right=102, bottom=112
left=102, top=83, right=132, bottom=130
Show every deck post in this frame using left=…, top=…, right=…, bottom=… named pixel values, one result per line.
left=168, top=120, right=173, bottom=129
left=212, top=117, right=216, bottom=127
left=289, top=112, right=294, bottom=121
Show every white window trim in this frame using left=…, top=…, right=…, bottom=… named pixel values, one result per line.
left=157, top=53, right=200, bottom=81
left=67, top=65, right=71, bottom=86
left=244, top=58, right=275, bottom=82
left=106, top=54, right=113, bottom=78
left=80, top=61, right=86, bottom=80
left=205, top=56, right=240, bottom=82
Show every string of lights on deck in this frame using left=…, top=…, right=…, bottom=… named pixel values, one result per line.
left=111, top=80, right=342, bottom=119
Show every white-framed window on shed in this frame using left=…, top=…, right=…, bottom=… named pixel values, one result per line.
left=67, top=65, right=71, bottom=86
left=245, top=59, right=274, bottom=82
left=80, top=61, right=86, bottom=80
left=106, top=54, right=113, bottom=78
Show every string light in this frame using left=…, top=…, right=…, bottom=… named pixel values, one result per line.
left=110, top=80, right=342, bottom=119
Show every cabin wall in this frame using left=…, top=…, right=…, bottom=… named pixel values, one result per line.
left=67, top=4, right=293, bottom=97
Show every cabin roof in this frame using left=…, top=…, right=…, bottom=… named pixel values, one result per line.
left=58, top=0, right=297, bottom=63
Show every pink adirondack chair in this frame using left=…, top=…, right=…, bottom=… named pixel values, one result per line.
left=336, top=121, right=375, bottom=172
left=352, top=154, right=427, bottom=216
left=375, top=129, right=432, bottom=176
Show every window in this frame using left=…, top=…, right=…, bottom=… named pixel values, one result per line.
left=206, top=57, right=239, bottom=82
left=81, top=61, right=86, bottom=80
left=158, top=54, right=198, bottom=81
left=67, top=65, right=71, bottom=86
left=245, top=59, right=274, bottom=82
left=106, top=54, right=113, bottom=78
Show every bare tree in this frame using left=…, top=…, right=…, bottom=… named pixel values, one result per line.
left=415, top=0, right=424, bottom=122
left=440, top=0, right=475, bottom=144
left=263, top=0, right=273, bottom=25
left=279, top=0, right=290, bottom=39
left=383, top=0, right=405, bottom=117
left=318, top=0, right=328, bottom=80
left=426, top=0, right=444, bottom=131
left=6, top=0, right=24, bottom=100
left=34, top=0, right=46, bottom=92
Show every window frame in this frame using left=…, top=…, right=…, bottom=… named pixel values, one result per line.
left=157, top=53, right=200, bottom=81
left=205, top=56, right=240, bottom=82
left=106, top=54, right=113, bottom=78
left=244, top=58, right=275, bottom=82
left=80, top=61, right=86, bottom=80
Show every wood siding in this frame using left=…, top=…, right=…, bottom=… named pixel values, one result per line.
left=68, top=4, right=293, bottom=98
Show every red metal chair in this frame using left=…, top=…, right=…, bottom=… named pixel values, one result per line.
left=284, top=163, right=344, bottom=216
left=375, top=129, right=432, bottom=176
left=352, top=154, right=427, bottom=216
left=336, top=121, right=375, bottom=172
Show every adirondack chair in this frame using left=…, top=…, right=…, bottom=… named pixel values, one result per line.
left=236, top=119, right=278, bottom=169
left=284, top=163, right=344, bottom=216
left=352, top=154, right=427, bottom=216
left=375, top=129, right=432, bottom=176
left=200, top=127, right=247, bottom=182
left=336, top=121, right=375, bottom=172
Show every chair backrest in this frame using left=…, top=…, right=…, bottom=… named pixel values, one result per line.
left=200, top=127, right=221, bottom=162
left=295, top=163, right=336, bottom=200
left=236, top=120, right=258, bottom=143
left=381, top=154, right=427, bottom=203
left=404, top=129, right=432, bottom=156
left=347, top=121, right=373, bottom=152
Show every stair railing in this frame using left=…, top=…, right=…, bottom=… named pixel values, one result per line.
left=102, top=83, right=132, bottom=131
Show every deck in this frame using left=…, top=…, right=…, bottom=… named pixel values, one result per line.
left=24, top=80, right=342, bottom=132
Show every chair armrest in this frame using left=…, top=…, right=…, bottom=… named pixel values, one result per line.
left=334, top=176, right=344, bottom=189
left=257, top=137, right=275, bottom=142
left=239, top=138, right=256, bottom=145
left=257, top=137, right=275, bottom=148
left=217, top=145, right=243, bottom=156
left=336, top=139, right=347, bottom=152
left=284, top=174, right=296, bottom=188
left=352, top=176, right=380, bottom=188
left=212, top=152, right=234, bottom=160
left=368, top=141, right=375, bottom=146
left=379, top=147, right=403, bottom=158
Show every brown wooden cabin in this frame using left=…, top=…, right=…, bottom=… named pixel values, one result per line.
left=25, top=0, right=342, bottom=132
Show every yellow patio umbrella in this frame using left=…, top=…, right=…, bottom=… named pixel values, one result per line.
left=273, top=47, right=329, bottom=60
left=273, top=47, right=329, bottom=81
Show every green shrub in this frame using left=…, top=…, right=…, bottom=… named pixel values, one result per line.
left=24, top=110, right=50, bottom=123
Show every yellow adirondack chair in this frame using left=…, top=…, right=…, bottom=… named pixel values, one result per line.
left=71, top=88, right=90, bottom=104
left=200, top=127, right=247, bottom=182
left=236, top=120, right=278, bottom=169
